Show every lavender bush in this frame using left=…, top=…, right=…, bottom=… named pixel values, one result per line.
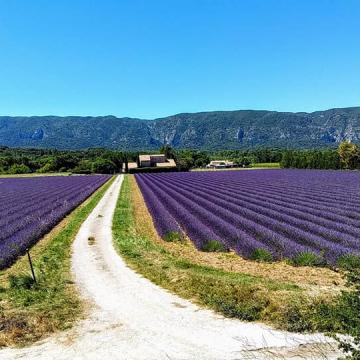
left=136, top=170, right=360, bottom=265
left=0, top=175, right=110, bottom=269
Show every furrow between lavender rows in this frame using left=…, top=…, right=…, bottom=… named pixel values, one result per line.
left=137, top=175, right=231, bottom=251
left=175, top=175, right=360, bottom=213
left=139, top=174, right=314, bottom=260
left=136, top=176, right=182, bottom=238
left=0, top=182, right=75, bottom=218
left=173, top=176, right=360, bottom=222
left=0, top=182, right=105, bottom=241
left=0, top=177, right=106, bottom=218
left=176, top=171, right=360, bottom=206
left=147, top=175, right=355, bottom=261
left=0, top=175, right=110, bottom=269
left=160, top=176, right=360, bottom=240
left=0, top=183, right=96, bottom=229
left=186, top=171, right=360, bottom=201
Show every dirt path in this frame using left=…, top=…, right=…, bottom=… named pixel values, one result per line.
left=0, top=175, right=340, bottom=359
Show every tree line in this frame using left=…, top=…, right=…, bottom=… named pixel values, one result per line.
left=163, top=146, right=283, bottom=171
left=0, top=142, right=359, bottom=174
left=281, top=142, right=360, bottom=170
left=0, top=147, right=127, bottom=174
left=0, top=146, right=283, bottom=174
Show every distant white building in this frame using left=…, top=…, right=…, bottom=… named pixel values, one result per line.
left=127, top=162, right=138, bottom=170
left=206, top=160, right=235, bottom=169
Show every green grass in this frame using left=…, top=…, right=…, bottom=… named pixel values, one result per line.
left=0, top=176, right=114, bottom=347
left=191, top=163, right=280, bottom=171
left=112, top=175, right=347, bottom=331
left=252, top=162, right=281, bottom=168
left=163, top=231, right=184, bottom=242
left=337, top=254, right=360, bottom=271
left=200, top=239, right=228, bottom=252
left=250, top=248, right=274, bottom=262
left=291, top=252, right=325, bottom=267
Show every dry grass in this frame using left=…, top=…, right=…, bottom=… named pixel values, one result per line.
left=130, top=175, right=343, bottom=295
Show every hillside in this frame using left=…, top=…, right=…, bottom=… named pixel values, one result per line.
left=1, top=107, right=360, bottom=150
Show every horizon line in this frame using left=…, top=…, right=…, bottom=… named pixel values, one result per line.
left=0, top=105, right=359, bottom=120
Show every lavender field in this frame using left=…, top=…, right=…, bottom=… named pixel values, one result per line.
left=136, top=170, right=360, bottom=265
left=0, top=175, right=110, bottom=269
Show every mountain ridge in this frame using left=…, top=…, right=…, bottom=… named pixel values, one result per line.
left=1, top=106, right=360, bottom=150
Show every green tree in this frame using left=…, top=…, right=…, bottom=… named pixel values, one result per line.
left=103, top=151, right=123, bottom=172
left=92, top=159, right=116, bottom=174
left=281, top=150, right=294, bottom=168
left=72, top=160, right=93, bottom=174
left=37, top=162, right=54, bottom=173
left=174, top=150, right=194, bottom=171
left=193, top=151, right=210, bottom=168
left=338, top=141, right=359, bottom=169
left=123, top=153, right=129, bottom=173
left=8, top=164, right=31, bottom=174
left=160, top=145, right=175, bottom=159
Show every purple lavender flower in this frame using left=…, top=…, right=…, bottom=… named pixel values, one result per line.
left=0, top=175, right=110, bottom=269
left=136, top=169, right=360, bottom=265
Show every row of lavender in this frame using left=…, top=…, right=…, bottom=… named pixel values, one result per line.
left=0, top=175, right=110, bottom=269
left=136, top=170, right=360, bottom=265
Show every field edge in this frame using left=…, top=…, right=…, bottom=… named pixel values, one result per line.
left=112, top=175, right=344, bottom=334
left=0, top=175, right=115, bottom=347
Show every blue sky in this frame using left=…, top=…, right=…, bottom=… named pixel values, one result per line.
left=0, top=0, right=359, bottom=119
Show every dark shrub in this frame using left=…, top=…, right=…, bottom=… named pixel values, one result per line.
left=338, top=254, right=360, bottom=271
left=9, top=274, right=35, bottom=290
left=292, top=252, right=324, bottom=267
left=163, top=231, right=183, bottom=242
left=250, top=248, right=273, bottom=262
left=201, top=240, right=228, bottom=252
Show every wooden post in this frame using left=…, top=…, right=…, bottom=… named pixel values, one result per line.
left=26, top=249, right=37, bottom=283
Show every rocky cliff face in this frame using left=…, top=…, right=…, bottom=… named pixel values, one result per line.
left=148, top=108, right=360, bottom=150
left=1, top=107, right=360, bottom=150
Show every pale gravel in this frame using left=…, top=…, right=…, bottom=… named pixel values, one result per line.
left=0, top=175, right=341, bottom=359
